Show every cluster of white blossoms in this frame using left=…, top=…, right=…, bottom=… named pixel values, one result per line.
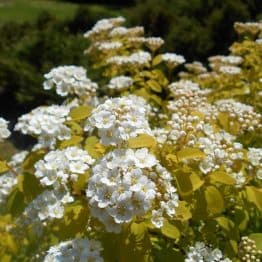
left=43, top=65, right=98, bottom=98
left=44, top=238, right=103, bottom=262
left=215, top=99, right=261, bottom=133
left=218, top=65, right=242, bottom=75
left=84, top=16, right=126, bottom=40
left=0, top=173, right=17, bottom=209
left=196, top=126, right=244, bottom=174
left=19, top=189, right=74, bottom=228
left=34, top=146, right=95, bottom=189
left=85, top=95, right=152, bottom=146
left=95, top=41, right=123, bottom=51
left=161, top=53, right=186, bottom=68
left=145, top=37, right=164, bottom=51
left=185, top=242, right=231, bottom=262
left=107, top=51, right=152, bottom=67
left=247, top=148, right=262, bottom=180
left=238, top=236, right=262, bottom=262
left=208, top=55, right=243, bottom=66
left=108, top=76, right=133, bottom=91
left=86, top=148, right=178, bottom=233
left=15, top=105, right=71, bottom=148
left=0, top=117, right=11, bottom=141
left=109, top=26, right=144, bottom=38
left=0, top=151, right=28, bottom=209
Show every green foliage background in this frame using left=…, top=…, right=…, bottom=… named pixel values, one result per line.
left=0, top=0, right=261, bottom=125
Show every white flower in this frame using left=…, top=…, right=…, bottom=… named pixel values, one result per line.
left=108, top=76, right=133, bottom=90
left=0, top=117, right=10, bottom=140
left=43, top=65, right=98, bottom=97
left=185, top=242, right=231, bottom=262
left=247, top=148, right=262, bottom=167
left=161, top=53, right=185, bottom=67
left=85, top=95, right=152, bottom=146
left=86, top=149, right=178, bottom=233
left=219, top=65, right=241, bottom=75
left=15, top=105, right=71, bottom=148
left=34, top=146, right=94, bottom=188
left=44, top=238, right=103, bottom=262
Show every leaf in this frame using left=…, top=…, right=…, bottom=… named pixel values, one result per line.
left=84, top=136, right=105, bottom=159
left=152, top=55, right=163, bottom=66
left=177, top=147, right=205, bottom=162
left=245, top=186, right=262, bottom=211
left=161, top=220, right=181, bottom=240
left=175, top=201, right=192, bottom=221
left=17, top=173, right=42, bottom=202
left=22, top=150, right=46, bottom=171
left=147, top=80, right=162, bottom=93
left=249, top=233, right=262, bottom=250
left=58, top=135, right=83, bottom=149
left=224, top=240, right=238, bottom=257
left=119, top=222, right=151, bottom=262
left=128, top=134, right=156, bottom=149
left=6, top=187, right=25, bottom=216
left=204, top=186, right=225, bottom=215
left=0, top=160, right=9, bottom=174
left=209, top=171, right=235, bottom=185
left=174, top=171, right=204, bottom=196
left=217, top=112, right=230, bottom=131
left=69, top=105, right=92, bottom=121
left=234, top=207, right=249, bottom=231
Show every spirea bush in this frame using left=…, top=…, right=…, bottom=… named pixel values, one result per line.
left=0, top=17, right=261, bottom=261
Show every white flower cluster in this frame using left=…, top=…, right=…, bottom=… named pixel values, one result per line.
left=0, top=151, right=28, bottom=209
left=43, top=65, right=98, bottom=97
left=161, top=53, right=186, bottom=68
left=44, top=238, right=103, bottom=262
left=95, top=41, right=122, bottom=51
left=108, top=76, right=133, bottom=91
left=84, top=16, right=126, bottom=40
left=15, top=105, right=71, bottom=148
left=215, top=99, right=261, bottom=133
left=85, top=95, right=152, bottom=146
left=20, top=189, right=74, bottom=226
left=208, top=55, right=243, bottom=65
left=145, top=37, right=164, bottom=51
left=109, top=26, right=144, bottom=38
left=35, top=146, right=95, bottom=189
left=0, top=117, right=10, bottom=141
left=0, top=173, right=17, bottom=208
left=86, top=148, right=178, bottom=233
left=247, top=148, right=262, bottom=180
left=107, top=51, right=152, bottom=67
left=197, top=126, right=243, bottom=174
left=218, top=65, right=241, bottom=75
left=185, top=242, right=231, bottom=262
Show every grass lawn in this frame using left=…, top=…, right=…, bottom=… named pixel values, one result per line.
left=0, top=0, right=79, bottom=23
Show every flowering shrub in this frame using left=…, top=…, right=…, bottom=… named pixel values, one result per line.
left=0, top=17, right=261, bottom=261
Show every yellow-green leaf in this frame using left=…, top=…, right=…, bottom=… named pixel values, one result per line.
left=0, top=160, right=9, bottom=174
left=69, top=105, right=92, bottom=121
left=128, top=134, right=156, bottom=149
left=84, top=136, right=105, bottom=159
left=58, top=135, right=83, bottom=149
left=245, top=186, right=262, bottom=211
left=161, top=220, right=181, bottom=240
left=204, top=186, right=225, bottom=215
left=175, top=201, right=192, bottom=221
left=177, top=147, right=205, bottom=162
left=152, top=54, right=163, bottom=66
left=22, top=150, right=46, bottom=171
left=249, top=233, right=262, bottom=250
left=147, top=80, right=162, bottom=93
left=174, top=171, right=204, bottom=196
left=209, top=171, right=235, bottom=185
